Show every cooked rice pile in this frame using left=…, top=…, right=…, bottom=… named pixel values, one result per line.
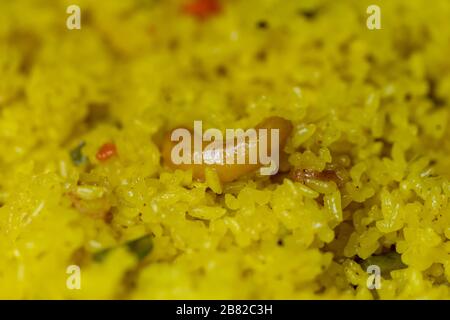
left=1, top=0, right=450, bottom=299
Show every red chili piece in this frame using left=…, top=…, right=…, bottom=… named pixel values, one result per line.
left=183, top=0, right=222, bottom=21
left=96, top=143, right=117, bottom=162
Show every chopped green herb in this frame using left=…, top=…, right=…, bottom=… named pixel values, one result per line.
left=126, top=234, right=153, bottom=261
left=92, top=247, right=112, bottom=263
left=92, top=234, right=153, bottom=263
left=70, top=141, right=88, bottom=166
left=361, top=252, right=407, bottom=278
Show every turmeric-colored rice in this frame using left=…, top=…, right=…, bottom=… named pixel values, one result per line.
left=0, top=0, right=450, bottom=299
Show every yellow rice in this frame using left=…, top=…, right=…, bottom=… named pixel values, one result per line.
left=0, top=0, right=450, bottom=299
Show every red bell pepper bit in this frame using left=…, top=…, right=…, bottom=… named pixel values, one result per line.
left=96, top=143, right=118, bottom=162
left=183, top=0, right=222, bottom=21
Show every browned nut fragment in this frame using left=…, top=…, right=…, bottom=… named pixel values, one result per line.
left=68, top=192, right=112, bottom=221
left=290, top=168, right=346, bottom=187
